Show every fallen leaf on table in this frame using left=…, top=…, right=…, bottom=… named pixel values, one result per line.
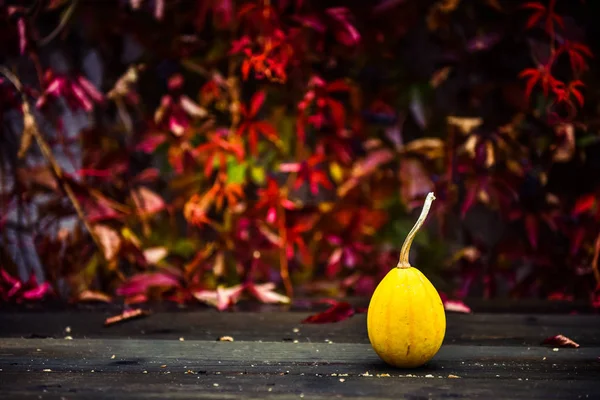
left=542, top=334, right=580, bottom=348
left=302, top=300, right=356, bottom=324
left=76, top=290, right=112, bottom=303
left=104, top=308, right=150, bottom=327
left=443, top=299, right=472, bottom=313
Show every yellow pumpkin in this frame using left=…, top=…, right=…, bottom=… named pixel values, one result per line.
left=367, top=192, right=446, bottom=368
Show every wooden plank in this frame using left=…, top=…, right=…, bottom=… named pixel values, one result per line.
left=1, top=372, right=598, bottom=400
left=1, top=311, right=599, bottom=346
left=1, top=339, right=599, bottom=399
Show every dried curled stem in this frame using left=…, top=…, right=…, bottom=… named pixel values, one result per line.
left=397, top=192, right=436, bottom=269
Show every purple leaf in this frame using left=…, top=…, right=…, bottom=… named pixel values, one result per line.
left=116, top=272, right=181, bottom=297
left=76, top=76, right=105, bottom=104
left=542, top=334, right=580, bottom=348
left=292, top=15, right=326, bottom=33
left=372, top=0, right=407, bottom=14
left=22, top=281, right=53, bottom=301
left=136, top=133, right=167, bottom=153
left=302, top=300, right=357, bottom=323
left=17, top=17, right=26, bottom=54
left=326, top=7, right=360, bottom=47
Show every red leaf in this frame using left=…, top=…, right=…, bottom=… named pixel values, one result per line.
left=85, top=195, right=122, bottom=223
left=247, top=125, right=259, bottom=156
left=326, top=80, right=351, bottom=93
left=131, top=186, right=165, bottom=216
left=247, top=283, right=290, bottom=304
left=326, top=7, right=360, bottom=47
left=192, top=284, right=245, bottom=311
left=76, top=76, right=105, bottom=104
left=254, top=121, right=279, bottom=141
left=372, top=0, right=408, bottom=13
left=134, top=168, right=160, bottom=183
left=327, top=99, right=345, bottom=132
left=104, top=308, right=150, bottom=326
left=443, top=299, right=472, bottom=313
left=461, top=185, right=478, bottom=218
left=17, top=17, right=27, bottom=54
left=542, top=334, right=580, bottom=348
left=525, top=11, right=544, bottom=29
left=135, top=133, right=167, bottom=153
left=241, top=60, right=251, bottom=81
left=292, top=15, right=326, bottom=33
left=525, top=214, right=538, bottom=249
left=22, top=281, right=53, bottom=301
left=521, top=2, right=545, bottom=11
left=302, top=301, right=356, bottom=323
left=116, top=272, right=181, bottom=297
left=249, top=91, right=266, bottom=118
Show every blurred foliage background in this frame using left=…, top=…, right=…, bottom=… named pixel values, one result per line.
left=1, top=0, right=599, bottom=309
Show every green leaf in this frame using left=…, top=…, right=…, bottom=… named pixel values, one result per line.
left=577, top=134, right=600, bottom=148
left=170, top=239, right=197, bottom=258
left=278, top=116, right=295, bottom=155
left=226, top=156, right=248, bottom=184
left=250, top=165, right=266, bottom=184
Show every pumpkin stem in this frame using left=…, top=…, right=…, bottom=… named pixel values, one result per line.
left=397, top=192, right=436, bottom=269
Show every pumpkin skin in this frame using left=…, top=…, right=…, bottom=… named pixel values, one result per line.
left=366, top=192, right=446, bottom=368
left=367, top=266, right=446, bottom=368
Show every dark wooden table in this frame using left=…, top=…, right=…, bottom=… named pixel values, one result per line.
left=1, top=304, right=599, bottom=399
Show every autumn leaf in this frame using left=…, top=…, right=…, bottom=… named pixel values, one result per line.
left=76, top=290, right=112, bottom=303
left=193, top=285, right=245, bottom=311
left=553, top=80, right=585, bottom=108
left=280, top=152, right=332, bottom=195
left=0, top=271, right=53, bottom=303
left=519, top=64, right=560, bottom=103
left=521, top=1, right=564, bottom=36
left=338, top=148, right=394, bottom=197
left=557, top=41, right=594, bottom=75
left=131, top=186, right=166, bottom=216
left=246, top=282, right=291, bottom=304
left=443, top=299, right=472, bottom=313
left=143, top=247, right=168, bottom=265
left=542, top=334, right=580, bottom=348
left=93, top=224, right=121, bottom=261
left=237, top=91, right=281, bottom=155
left=36, top=70, right=104, bottom=112
left=325, top=7, right=360, bottom=47
left=302, top=300, right=357, bottom=323
left=573, top=194, right=596, bottom=216
left=447, top=116, right=483, bottom=135
left=195, top=132, right=245, bottom=177
left=255, top=177, right=297, bottom=224
left=116, top=272, right=181, bottom=298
